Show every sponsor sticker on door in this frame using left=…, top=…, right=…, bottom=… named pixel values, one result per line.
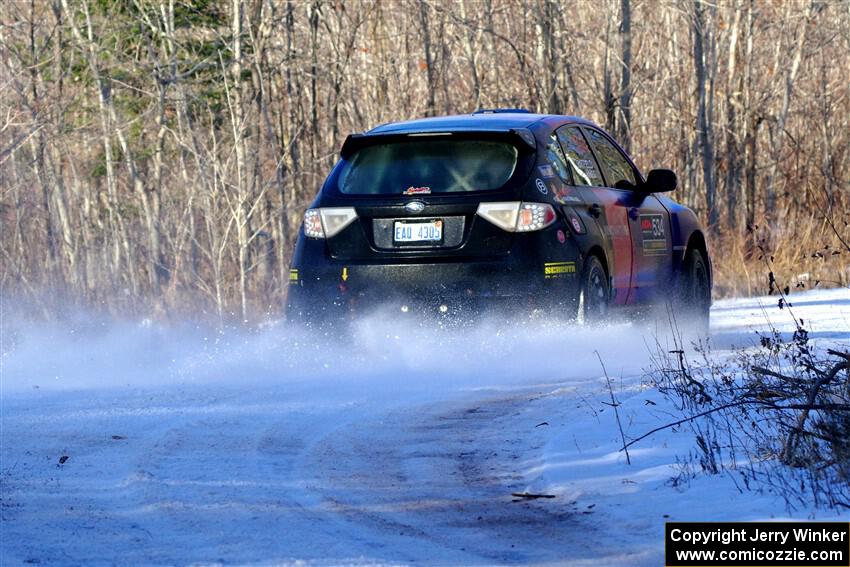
left=639, top=214, right=667, bottom=256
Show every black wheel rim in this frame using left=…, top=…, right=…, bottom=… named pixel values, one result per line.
left=586, top=262, right=608, bottom=318
left=690, top=255, right=709, bottom=310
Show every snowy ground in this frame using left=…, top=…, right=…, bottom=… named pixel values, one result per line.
left=2, top=288, right=849, bottom=566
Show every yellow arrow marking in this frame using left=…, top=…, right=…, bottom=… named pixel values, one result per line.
left=342, top=267, right=349, bottom=281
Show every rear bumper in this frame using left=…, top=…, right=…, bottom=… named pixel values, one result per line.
left=286, top=222, right=584, bottom=321
left=287, top=257, right=578, bottom=319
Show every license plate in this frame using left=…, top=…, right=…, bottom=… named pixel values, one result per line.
left=393, top=220, right=443, bottom=243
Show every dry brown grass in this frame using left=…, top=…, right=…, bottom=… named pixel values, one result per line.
left=711, top=205, right=850, bottom=300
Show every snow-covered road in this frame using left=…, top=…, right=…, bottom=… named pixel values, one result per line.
left=2, top=289, right=849, bottom=565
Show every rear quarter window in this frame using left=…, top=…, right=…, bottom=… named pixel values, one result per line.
left=338, top=140, right=519, bottom=195
left=545, top=134, right=572, bottom=184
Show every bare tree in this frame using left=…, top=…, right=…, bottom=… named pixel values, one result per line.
left=692, top=0, right=718, bottom=230
left=617, top=0, right=632, bottom=152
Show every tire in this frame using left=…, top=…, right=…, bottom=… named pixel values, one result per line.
left=678, top=248, right=711, bottom=333
left=577, top=255, right=609, bottom=324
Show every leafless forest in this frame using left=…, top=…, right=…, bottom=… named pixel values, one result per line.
left=1, top=0, right=848, bottom=322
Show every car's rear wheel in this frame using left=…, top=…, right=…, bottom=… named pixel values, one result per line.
left=577, top=255, right=609, bottom=324
left=678, top=248, right=711, bottom=333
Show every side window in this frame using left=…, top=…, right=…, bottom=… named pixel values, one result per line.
left=583, top=128, right=637, bottom=189
left=545, top=134, right=572, bottom=184
left=556, top=126, right=605, bottom=186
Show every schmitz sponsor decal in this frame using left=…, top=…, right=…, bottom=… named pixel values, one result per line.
left=544, top=261, right=576, bottom=279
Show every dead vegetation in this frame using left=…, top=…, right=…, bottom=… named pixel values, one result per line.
left=640, top=313, right=850, bottom=510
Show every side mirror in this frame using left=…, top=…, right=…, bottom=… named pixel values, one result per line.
left=644, top=169, right=677, bottom=193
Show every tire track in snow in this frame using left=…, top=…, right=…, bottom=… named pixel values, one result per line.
left=292, top=392, right=603, bottom=565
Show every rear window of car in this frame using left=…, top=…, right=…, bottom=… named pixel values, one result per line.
left=337, top=140, right=519, bottom=195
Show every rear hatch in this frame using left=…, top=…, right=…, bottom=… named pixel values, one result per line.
left=319, top=130, right=536, bottom=261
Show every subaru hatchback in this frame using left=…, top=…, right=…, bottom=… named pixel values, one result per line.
left=287, top=110, right=711, bottom=326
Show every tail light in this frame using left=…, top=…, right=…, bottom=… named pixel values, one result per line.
left=303, top=207, right=358, bottom=239
left=516, top=202, right=557, bottom=232
left=476, top=202, right=556, bottom=232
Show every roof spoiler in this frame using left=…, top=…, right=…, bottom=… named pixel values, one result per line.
left=340, top=128, right=536, bottom=159
left=472, top=108, right=531, bottom=114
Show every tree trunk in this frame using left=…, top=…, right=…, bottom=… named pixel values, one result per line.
left=418, top=0, right=437, bottom=116
left=724, top=1, right=743, bottom=231
left=693, top=0, right=718, bottom=230
left=618, top=0, right=632, bottom=152
left=458, top=0, right=482, bottom=109
left=231, top=0, right=250, bottom=321
left=764, top=1, right=813, bottom=217
left=603, top=0, right=616, bottom=133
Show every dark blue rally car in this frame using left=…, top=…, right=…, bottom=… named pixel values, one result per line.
left=287, top=110, right=711, bottom=326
